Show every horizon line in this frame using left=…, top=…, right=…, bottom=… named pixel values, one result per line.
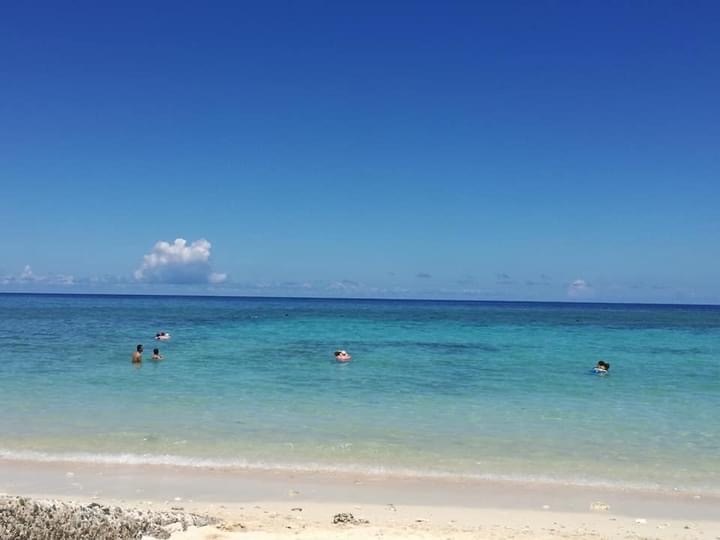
left=0, top=291, right=717, bottom=308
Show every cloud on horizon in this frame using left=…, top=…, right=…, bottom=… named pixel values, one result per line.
left=239, top=278, right=411, bottom=298
left=567, top=278, right=593, bottom=299
left=1, top=265, right=75, bottom=285
left=134, top=238, right=227, bottom=285
left=327, top=279, right=363, bottom=292
left=2, top=261, right=711, bottom=304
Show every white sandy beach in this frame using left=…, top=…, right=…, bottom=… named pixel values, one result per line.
left=1, top=460, right=718, bottom=539
left=169, top=506, right=720, bottom=540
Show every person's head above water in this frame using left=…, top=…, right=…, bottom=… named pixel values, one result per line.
left=153, top=348, right=159, bottom=355
left=137, top=344, right=144, bottom=353
left=334, top=350, right=352, bottom=362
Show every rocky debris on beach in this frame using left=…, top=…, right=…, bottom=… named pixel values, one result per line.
left=332, top=512, right=369, bottom=526
left=0, top=496, right=216, bottom=540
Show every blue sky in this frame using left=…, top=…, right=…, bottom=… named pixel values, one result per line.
left=1, top=1, right=718, bottom=303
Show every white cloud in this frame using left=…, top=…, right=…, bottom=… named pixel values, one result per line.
left=327, top=279, right=362, bottom=291
left=56, top=274, right=76, bottom=285
left=20, top=265, right=35, bottom=281
left=208, top=272, right=227, bottom=284
left=567, top=278, right=593, bottom=298
left=134, top=238, right=227, bottom=284
left=0, top=265, right=75, bottom=286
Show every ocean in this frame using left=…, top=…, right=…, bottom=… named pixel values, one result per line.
left=1, top=294, right=718, bottom=494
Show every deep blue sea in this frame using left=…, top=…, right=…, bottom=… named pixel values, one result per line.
left=1, top=294, right=718, bottom=493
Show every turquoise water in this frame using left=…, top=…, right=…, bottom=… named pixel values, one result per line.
left=1, top=294, right=718, bottom=493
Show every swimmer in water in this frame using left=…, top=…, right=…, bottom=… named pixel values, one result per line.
left=132, top=344, right=143, bottom=363
left=334, top=350, right=352, bottom=362
left=593, top=360, right=610, bottom=373
left=151, top=348, right=163, bottom=360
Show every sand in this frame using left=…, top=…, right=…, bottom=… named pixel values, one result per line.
left=1, top=459, right=718, bottom=539
left=166, top=501, right=720, bottom=540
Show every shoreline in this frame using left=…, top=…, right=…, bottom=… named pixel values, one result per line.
left=2, top=449, right=717, bottom=499
left=2, top=459, right=716, bottom=517
left=2, top=459, right=719, bottom=539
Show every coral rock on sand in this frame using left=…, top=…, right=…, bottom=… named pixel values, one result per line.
left=0, top=496, right=216, bottom=540
left=332, top=512, right=369, bottom=525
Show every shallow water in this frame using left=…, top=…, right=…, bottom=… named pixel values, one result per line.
left=1, top=294, right=718, bottom=493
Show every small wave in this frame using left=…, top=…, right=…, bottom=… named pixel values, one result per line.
left=0, top=448, right=716, bottom=497
left=648, top=346, right=708, bottom=355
